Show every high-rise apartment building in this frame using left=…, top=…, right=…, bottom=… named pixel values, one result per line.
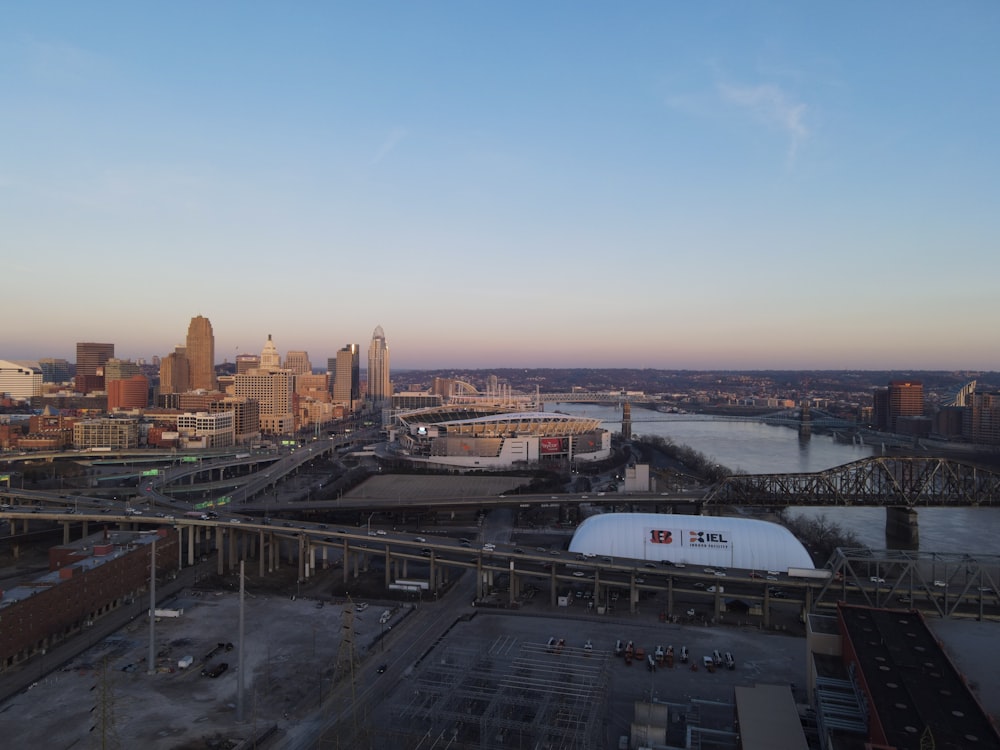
left=74, top=342, right=114, bottom=393
left=260, top=335, right=281, bottom=371
left=367, top=325, right=391, bottom=404
left=333, top=344, right=359, bottom=408
left=186, top=315, right=216, bottom=391
left=284, top=350, right=312, bottom=376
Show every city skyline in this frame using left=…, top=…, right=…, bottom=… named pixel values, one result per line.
left=3, top=4, right=1000, bottom=370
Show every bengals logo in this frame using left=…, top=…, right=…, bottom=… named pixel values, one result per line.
left=649, top=529, right=673, bottom=544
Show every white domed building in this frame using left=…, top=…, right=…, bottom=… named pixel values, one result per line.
left=569, top=513, right=814, bottom=572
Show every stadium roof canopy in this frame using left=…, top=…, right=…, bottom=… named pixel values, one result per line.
left=568, top=513, right=814, bottom=571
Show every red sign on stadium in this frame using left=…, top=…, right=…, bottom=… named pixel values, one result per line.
left=540, top=437, right=565, bottom=454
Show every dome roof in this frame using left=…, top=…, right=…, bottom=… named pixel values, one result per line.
left=568, top=513, right=814, bottom=572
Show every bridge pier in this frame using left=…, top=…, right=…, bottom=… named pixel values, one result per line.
left=886, top=506, right=919, bottom=548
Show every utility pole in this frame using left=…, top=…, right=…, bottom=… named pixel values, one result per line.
left=237, top=560, right=246, bottom=722
left=147, top=537, right=156, bottom=675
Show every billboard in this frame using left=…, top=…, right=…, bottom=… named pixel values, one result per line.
left=540, top=437, right=567, bottom=455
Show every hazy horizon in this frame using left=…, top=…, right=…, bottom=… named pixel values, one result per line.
left=4, top=4, right=999, bottom=371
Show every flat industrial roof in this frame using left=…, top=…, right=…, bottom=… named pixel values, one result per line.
left=734, top=683, right=809, bottom=750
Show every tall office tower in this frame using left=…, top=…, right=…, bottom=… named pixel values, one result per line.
left=38, top=358, right=71, bottom=383
left=367, top=325, right=391, bottom=404
left=186, top=315, right=216, bottom=391
left=74, top=342, right=114, bottom=393
left=888, top=380, right=924, bottom=432
left=260, top=334, right=281, bottom=371
left=284, top=350, right=312, bottom=376
left=333, top=344, right=360, bottom=408
left=159, top=349, right=190, bottom=395
left=104, top=358, right=141, bottom=383
left=236, top=353, right=260, bottom=374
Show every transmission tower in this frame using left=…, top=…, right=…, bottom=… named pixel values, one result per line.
left=331, top=598, right=361, bottom=737
left=91, top=657, right=122, bottom=749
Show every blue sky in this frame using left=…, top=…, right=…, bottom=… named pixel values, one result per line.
left=3, top=2, right=999, bottom=370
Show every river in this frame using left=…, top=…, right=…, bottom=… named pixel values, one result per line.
left=549, top=402, right=1000, bottom=556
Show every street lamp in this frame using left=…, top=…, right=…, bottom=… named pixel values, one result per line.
left=367, top=511, right=376, bottom=536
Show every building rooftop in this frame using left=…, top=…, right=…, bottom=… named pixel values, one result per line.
left=839, top=604, right=1000, bottom=750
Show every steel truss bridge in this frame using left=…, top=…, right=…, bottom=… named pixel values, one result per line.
left=703, top=456, right=1000, bottom=507
left=539, top=395, right=853, bottom=428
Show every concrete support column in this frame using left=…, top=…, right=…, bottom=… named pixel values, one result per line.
left=509, top=565, right=517, bottom=606
left=63, top=522, right=71, bottom=544
left=298, top=536, right=305, bottom=581
left=384, top=549, right=391, bottom=588
left=763, top=590, right=771, bottom=629
left=228, top=529, right=238, bottom=570
left=342, top=541, right=349, bottom=584
left=429, top=554, right=436, bottom=592
left=82, top=520, right=89, bottom=537
left=188, top=525, right=195, bottom=567
left=216, top=526, right=225, bottom=575
left=550, top=566, right=557, bottom=607
left=886, top=506, right=919, bottom=548
left=259, top=530, right=266, bottom=577
left=177, top=527, right=183, bottom=571
left=403, top=559, right=409, bottom=578
left=629, top=574, right=638, bottom=615
left=308, top=543, right=316, bottom=579
left=322, top=546, right=328, bottom=570
left=353, top=551, right=359, bottom=579
left=476, top=558, right=484, bottom=600
left=667, top=577, right=674, bottom=616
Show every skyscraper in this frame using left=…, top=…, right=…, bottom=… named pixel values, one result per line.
left=260, top=334, right=281, bottom=371
left=74, top=342, right=114, bottom=393
left=159, top=349, right=191, bottom=395
left=333, top=344, right=359, bottom=408
left=887, top=380, right=923, bottom=432
left=284, top=350, right=312, bottom=376
left=186, top=315, right=216, bottom=391
left=367, top=325, right=391, bottom=404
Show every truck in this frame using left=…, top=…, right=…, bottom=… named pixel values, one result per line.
left=787, top=567, right=833, bottom=580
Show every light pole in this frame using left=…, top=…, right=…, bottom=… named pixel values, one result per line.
left=367, top=511, right=375, bottom=536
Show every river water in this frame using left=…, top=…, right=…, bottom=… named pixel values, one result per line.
left=549, top=402, right=1000, bottom=556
